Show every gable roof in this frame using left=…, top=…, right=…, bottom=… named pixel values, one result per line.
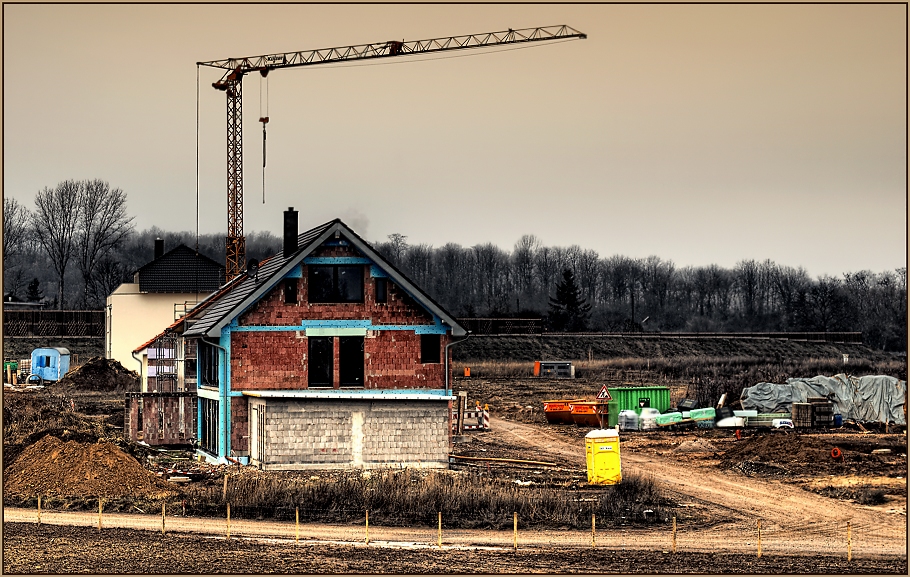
left=137, top=244, right=225, bottom=293
left=183, top=219, right=466, bottom=339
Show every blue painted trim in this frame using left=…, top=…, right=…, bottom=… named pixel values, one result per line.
left=304, top=257, right=372, bottom=264
left=230, top=321, right=447, bottom=334
left=220, top=330, right=231, bottom=459
left=286, top=264, right=302, bottom=278
left=229, top=391, right=245, bottom=397
left=370, top=265, right=389, bottom=278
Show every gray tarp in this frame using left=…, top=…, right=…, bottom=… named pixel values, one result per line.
left=739, top=374, right=907, bottom=425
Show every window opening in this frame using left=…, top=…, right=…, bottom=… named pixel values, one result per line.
left=339, top=336, right=364, bottom=387
left=200, top=398, right=219, bottom=454
left=375, top=277, right=388, bottom=303
left=420, top=334, right=441, bottom=364
left=283, top=278, right=298, bottom=304
left=199, top=341, right=219, bottom=387
left=308, top=265, right=363, bottom=303
left=308, top=336, right=333, bottom=387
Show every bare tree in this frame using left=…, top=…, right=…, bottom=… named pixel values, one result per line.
left=3, top=197, right=31, bottom=296
left=32, top=180, right=82, bottom=308
left=76, top=180, right=134, bottom=306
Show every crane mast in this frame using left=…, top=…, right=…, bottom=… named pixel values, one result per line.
left=198, top=25, right=586, bottom=282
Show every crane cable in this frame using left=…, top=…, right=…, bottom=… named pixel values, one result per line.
left=260, top=73, right=268, bottom=204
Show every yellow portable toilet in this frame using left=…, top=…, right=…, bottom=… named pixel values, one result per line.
left=585, top=428, right=622, bottom=485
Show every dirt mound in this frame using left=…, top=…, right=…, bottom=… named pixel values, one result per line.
left=674, top=438, right=717, bottom=453
left=3, top=435, right=177, bottom=498
left=717, top=432, right=906, bottom=477
left=54, top=357, right=138, bottom=392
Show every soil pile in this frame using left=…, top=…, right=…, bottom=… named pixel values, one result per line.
left=3, top=435, right=177, bottom=498
left=54, top=357, right=138, bottom=392
left=674, top=438, right=717, bottom=453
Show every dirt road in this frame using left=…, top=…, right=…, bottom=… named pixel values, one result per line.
left=488, top=417, right=907, bottom=557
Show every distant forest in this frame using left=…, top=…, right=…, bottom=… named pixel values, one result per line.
left=5, top=218, right=906, bottom=352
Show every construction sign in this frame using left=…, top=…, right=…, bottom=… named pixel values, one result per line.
left=596, top=385, right=612, bottom=401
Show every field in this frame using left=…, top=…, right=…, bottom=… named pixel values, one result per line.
left=3, top=340, right=908, bottom=573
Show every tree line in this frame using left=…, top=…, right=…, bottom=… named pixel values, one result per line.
left=4, top=181, right=906, bottom=351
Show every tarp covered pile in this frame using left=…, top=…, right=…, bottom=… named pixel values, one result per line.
left=740, top=374, right=907, bottom=425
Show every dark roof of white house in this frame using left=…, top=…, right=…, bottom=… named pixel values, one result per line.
left=137, top=244, right=225, bottom=293
left=183, top=219, right=466, bottom=338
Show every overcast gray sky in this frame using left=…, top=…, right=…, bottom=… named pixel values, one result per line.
left=3, top=3, right=906, bottom=278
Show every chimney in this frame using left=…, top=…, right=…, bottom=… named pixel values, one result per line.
left=154, top=238, right=164, bottom=260
left=283, top=208, right=298, bottom=258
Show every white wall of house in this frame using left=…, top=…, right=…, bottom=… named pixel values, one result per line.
left=105, top=282, right=201, bottom=373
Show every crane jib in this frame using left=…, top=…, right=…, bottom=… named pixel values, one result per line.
left=201, top=24, right=586, bottom=283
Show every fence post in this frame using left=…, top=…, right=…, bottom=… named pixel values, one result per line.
left=365, top=510, right=370, bottom=545
left=98, top=498, right=103, bottom=532
left=438, top=512, right=442, bottom=548
left=295, top=507, right=299, bottom=543
left=592, top=513, right=596, bottom=548
left=226, top=503, right=231, bottom=539
left=757, top=519, right=761, bottom=558
left=847, top=522, right=852, bottom=561
left=513, top=512, right=518, bottom=551
left=672, top=517, right=677, bottom=553
left=222, top=474, right=229, bottom=501
left=37, top=496, right=41, bottom=527
left=162, top=503, right=166, bottom=535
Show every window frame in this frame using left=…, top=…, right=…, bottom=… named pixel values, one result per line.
left=307, top=265, right=364, bottom=304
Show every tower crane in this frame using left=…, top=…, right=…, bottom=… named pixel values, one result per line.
left=198, top=25, right=586, bottom=282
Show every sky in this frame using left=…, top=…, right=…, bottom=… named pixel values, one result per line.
left=2, top=3, right=906, bottom=278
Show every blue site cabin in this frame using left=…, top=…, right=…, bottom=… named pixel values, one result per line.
left=29, top=347, right=71, bottom=383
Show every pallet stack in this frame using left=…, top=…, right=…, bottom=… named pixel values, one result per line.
left=808, top=397, right=834, bottom=428
left=791, top=403, right=813, bottom=428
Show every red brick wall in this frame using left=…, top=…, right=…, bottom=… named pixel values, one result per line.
left=231, top=397, right=249, bottom=454
left=131, top=394, right=196, bottom=446
left=231, top=240, right=450, bottom=391
left=231, top=331, right=307, bottom=390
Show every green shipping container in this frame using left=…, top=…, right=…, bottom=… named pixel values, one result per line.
left=607, top=386, right=671, bottom=416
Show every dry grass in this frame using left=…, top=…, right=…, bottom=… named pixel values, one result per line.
left=181, top=469, right=671, bottom=529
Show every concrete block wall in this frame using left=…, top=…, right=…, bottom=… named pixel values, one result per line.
left=253, top=399, right=450, bottom=470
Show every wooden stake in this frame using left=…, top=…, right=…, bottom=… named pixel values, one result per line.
left=295, top=507, right=299, bottom=543
left=222, top=474, right=229, bottom=501
left=365, top=510, right=370, bottom=545
left=438, top=512, right=442, bottom=548
left=513, top=512, right=518, bottom=551
left=226, top=503, right=231, bottom=539
left=37, top=496, right=41, bottom=527
left=757, top=519, right=761, bottom=558
left=98, top=498, right=103, bottom=532
left=672, top=516, right=677, bottom=553
left=591, top=513, right=596, bottom=548
left=162, top=503, right=166, bottom=535
left=848, top=522, right=854, bottom=559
